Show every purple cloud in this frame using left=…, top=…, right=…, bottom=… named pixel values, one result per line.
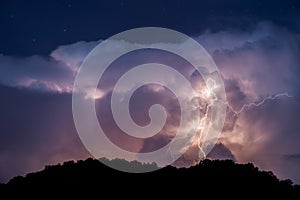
left=0, top=21, right=300, bottom=184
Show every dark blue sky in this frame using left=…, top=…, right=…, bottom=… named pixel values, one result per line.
left=1, top=0, right=300, bottom=56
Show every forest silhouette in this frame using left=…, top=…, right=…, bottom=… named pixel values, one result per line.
left=0, top=158, right=299, bottom=197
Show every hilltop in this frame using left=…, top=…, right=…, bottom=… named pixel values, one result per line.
left=0, top=158, right=299, bottom=197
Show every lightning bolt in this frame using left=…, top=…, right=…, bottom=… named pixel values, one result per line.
left=196, top=92, right=216, bottom=159
left=168, top=79, right=217, bottom=163
left=168, top=77, right=292, bottom=165
left=195, top=79, right=292, bottom=161
left=195, top=78, right=219, bottom=159
left=226, top=93, right=293, bottom=116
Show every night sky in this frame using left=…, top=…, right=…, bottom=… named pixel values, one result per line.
left=1, top=0, right=300, bottom=184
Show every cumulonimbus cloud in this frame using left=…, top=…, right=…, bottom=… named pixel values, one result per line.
left=0, top=21, right=300, bottom=183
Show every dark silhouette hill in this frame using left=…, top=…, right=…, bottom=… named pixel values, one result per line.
left=0, top=158, right=299, bottom=198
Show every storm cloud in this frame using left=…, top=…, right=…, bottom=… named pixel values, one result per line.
left=0, top=21, right=300, bottom=184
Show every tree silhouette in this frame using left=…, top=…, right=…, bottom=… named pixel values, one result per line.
left=0, top=158, right=299, bottom=198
